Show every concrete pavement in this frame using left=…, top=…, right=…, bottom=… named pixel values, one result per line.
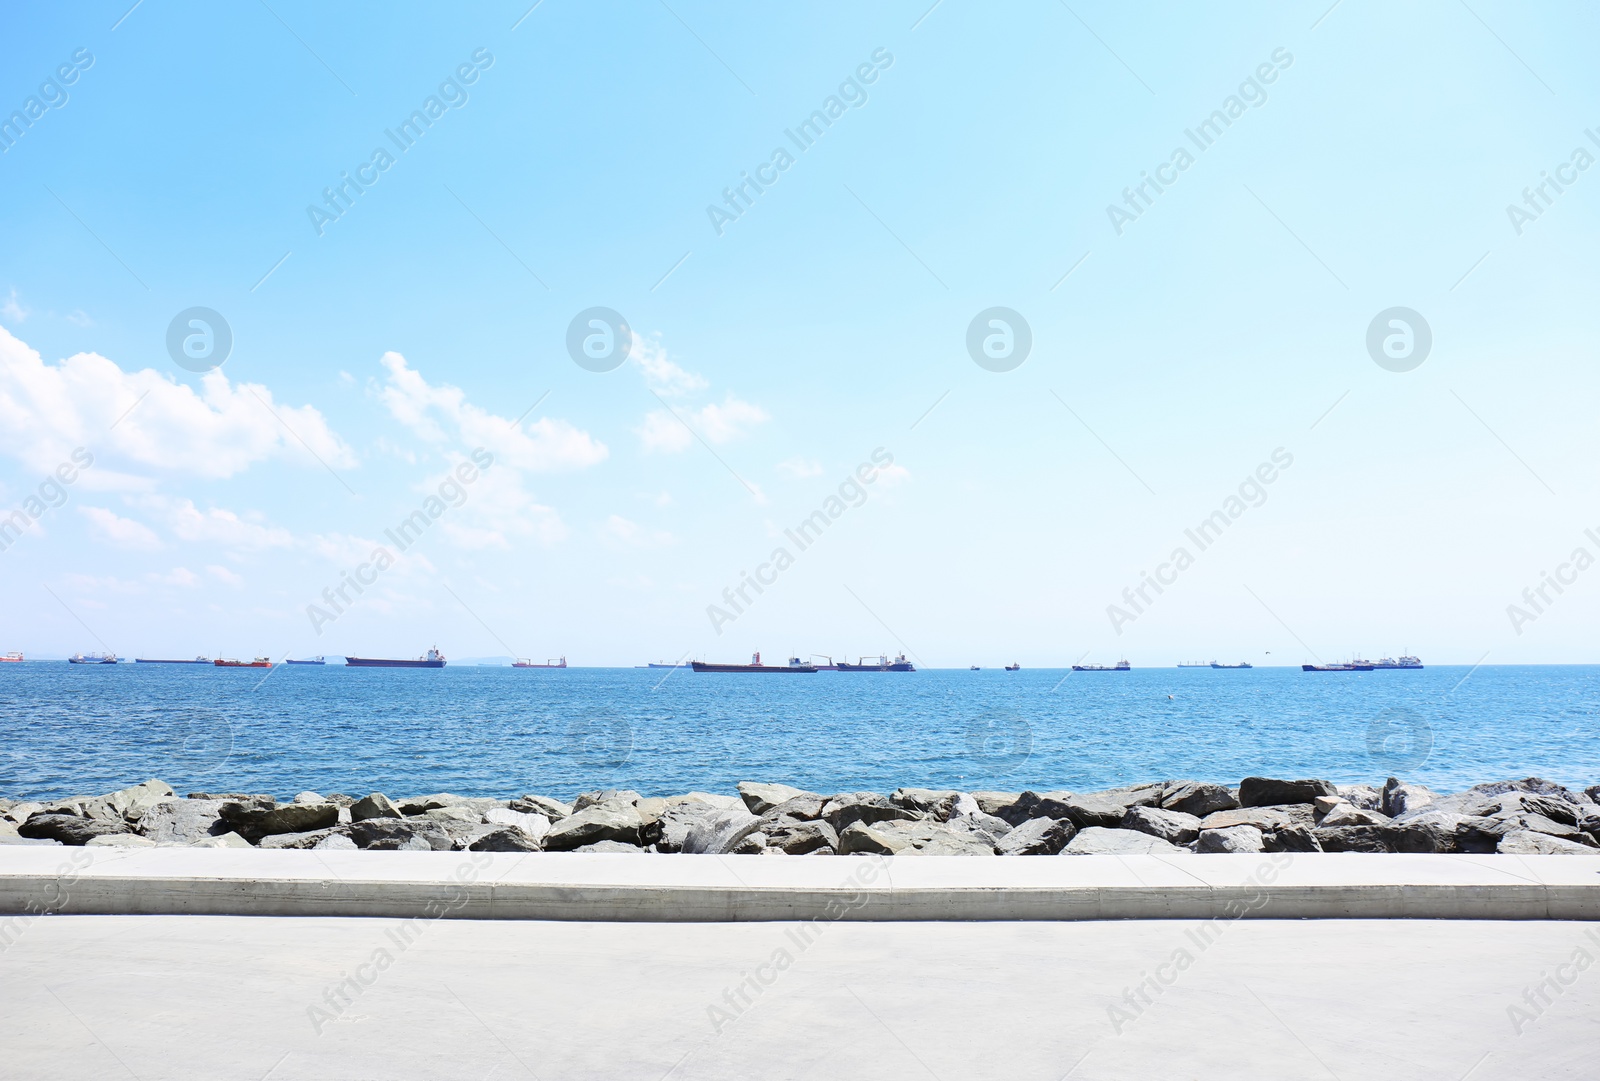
left=3, top=914, right=1599, bottom=1079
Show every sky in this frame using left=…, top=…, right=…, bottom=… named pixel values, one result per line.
left=1, top=1, right=1598, bottom=667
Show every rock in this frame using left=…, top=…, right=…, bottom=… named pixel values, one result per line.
left=5, top=801, right=43, bottom=826
left=292, top=791, right=324, bottom=804
left=1061, top=827, right=1181, bottom=855
left=469, top=826, right=543, bottom=852
left=1319, top=804, right=1393, bottom=829
left=572, top=790, right=641, bottom=813
left=221, top=802, right=339, bottom=841
left=1380, top=778, right=1434, bottom=818
left=765, top=820, right=839, bottom=855
left=1509, top=813, right=1597, bottom=847
left=995, top=817, right=1076, bottom=855
left=350, top=793, right=401, bottom=822
left=483, top=808, right=550, bottom=842
left=822, top=794, right=921, bottom=833
left=655, top=802, right=724, bottom=853
left=85, top=834, right=156, bottom=848
left=666, top=792, right=741, bottom=811
left=1313, top=796, right=1345, bottom=815
left=1587, top=785, right=1600, bottom=805
left=1313, top=825, right=1397, bottom=853
left=737, top=782, right=813, bottom=815
left=1400, top=812, right=1503, bottom=854
left=1196, top=825, right=1265, bottom=853
left=0, top=819, right=16, bottom=839
left=19, top=813, right=133, bottom=846
left=0, top=835, right=64, bottom=846
left=137, top=799, right=231, bottom=845
left=946, top=811, right=1013, bottom=847
left=85, top=779, right=176, bottom=823
left=732, top=832, right=769, bottom=854
left=759, top=796, right=827, bottom=824
left=1336, top=784, right=1382, bottom=810
left=838, top=820, right=995, bottom=856
left=1055, top=793, right=1135, bottom=830
left=974, top=792, right=1040, bottom=826
left=349, top=817, right=451, bottom=851
left=397, top=793, right=502, bottom=816
left=1262, top=825, right=1321, bottom=852
left=1200, top=806, right=1302, bottom=832
left=1498, top=830, right=1596, bottom=855
left=889, top=788, right=960, bottom=818
left=1238, top=777, right=1336, bottom=807
left=421, top=806, right=483, bottom=827
left=1121, top=806, right=1202, bottom=845
left=310, top=833, right=353, bottom=850
left=543, top=803, right=645, bottom=852
left=1501, top=794, right=1579, bottom=826
left=259, top=828, right=349, bottom=850
left=1161, top=782, right=1238, bottom=817
left=189, top=831, right=253, bottom=849
left=509, top=794, right=573, bottom=820
left=680, top=805, right=762, bottom=855
left=573, top=840, right=647, bottom=853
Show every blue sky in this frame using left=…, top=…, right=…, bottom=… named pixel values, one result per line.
left=1, top=1, right=1598, bottom=666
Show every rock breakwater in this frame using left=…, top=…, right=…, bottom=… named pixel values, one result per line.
left=4, top=775, right=1599, bottom=855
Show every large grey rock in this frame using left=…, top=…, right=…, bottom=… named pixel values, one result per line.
left=766, top=820, right=839, bottom=855
left=1319, top=804, right=1393, bottom=829
left=420, top=806, right=483, bottom=827
left=1313, top=825, right=1399, bottom=853
left=822, top=794, right=921, bottom=833
left=1401, top=812, right=1503, bottom=854
left=350, top=793, right=401, bottom=822
left=83, top=779, right=175, bottom=823
left=1239, top=777, right=1336, bottom=807
left=221, top=801, right=339, bottom=840
left=483, top=807, right=550, bottom=842
left=737, top=782, right=814, bottom=815
left=259, top=828, right=349, bottom=850
left=137, top=799, right=231, bottom=844
left=1506, top=813, right=1596, bottom=847
left=572, top=790, right=642, bottom=813
left=1055, top=791, right=1148, bottom=830
left=0, top=835, right=64, bottom=846
left=469, top=826, right=543, bottom=852
left=509, top=794, right=573, bottom=820
left=732, top=832, right=769, bottom=854
left=85, top=834, right=156, bottom=848
left=1498, top=830, right=1595, bottom=854
left=889, top=788, right=960, bottom=819
left=19, top=814, right=133, bottom=845
left=681, top=805, right=762, bottom=855
left=655, top=801, right=726, bottom=853
left=974, top=792, right=1040, bottom=826
left=189, top=831, right=253, bottom=849
left=543, top=803, right=646, bottom=851
left=292, top=791, right=324, bottom=805
left=1161, top=782, right=1238, bottom=817
left=838, top=820, right=995, bottom=856
left=1200, top=806, right=1303, bottom=832
left=946, top=811, right=1013, bottom=847
left=1495, top=793, right=1579, bottom=826
left=1380, top=778, right=1435, bottom=818
left=1587, top=785, right=1600, bottom=805
left=5, top=801, right=43, bottom=826
left=995, top=817, right=1076, bottom=855
left=1336, top=784, right=1382, bottom=810
left=1262, top=824, right=1322, bottom=852
left=1121, top=806, right=1202, bottom=845
left=397, top=794, right=505, bottom=816
left=574, top=840, right=648, bottom=853
left=349, top=817, right=451, bottom=851
left=1061, top=827, right=1181, bottom=855
left=758, top=796, right=827, bottom=824
left=1196, top=825, right=1265, bottom=853
left=315, top=833, right=357, bottom=850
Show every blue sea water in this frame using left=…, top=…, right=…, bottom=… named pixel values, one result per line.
left=2, top=663, right=1598, bottom=802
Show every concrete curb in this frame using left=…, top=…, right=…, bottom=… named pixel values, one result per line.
left=3, top=849, right=1597, bottom=922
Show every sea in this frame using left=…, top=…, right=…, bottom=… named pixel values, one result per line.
left=2, top=663, right=1597, bottom=802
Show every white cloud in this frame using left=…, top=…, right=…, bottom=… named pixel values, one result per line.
left=631, top=334, right=707, bottom=396
left=778, top=456, right=823, bottom=478
left=0, top=325, right=355, bottom=480
left=601, top=514, right=671, bottom=549
left=379, top=352, right=607, bottom=472
left=637, top=394, right=769, bottom=455
left=148, top=497, right=295, bottom=550
left=878, top=463, right=911, bottom=487
left=151, top=567, right=199, bottom=587
left=206, top=564, right=243, bottom=586
left=79, top=506, right=162, bottom=550
left=2, top=289, right=27, bottom=324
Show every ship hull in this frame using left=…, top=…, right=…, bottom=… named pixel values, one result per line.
left=691, top=662, right=816, bottom=673
left=1302, top=664, right=1373, bottom=672
left=834, top=662, right=915, bottom=672
left=136, top=659, right=211, bottom=664
left=345, top=657, right=446, bottom=668
left=285, top=660, right=326, bottom=665
left=513, top=663, right=567, bottom=669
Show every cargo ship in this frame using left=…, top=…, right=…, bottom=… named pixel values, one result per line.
left=513, top=656, right=567, bottom=668
left=68, top=652, right=118, bottom=664
left=136, top=656, right=211, bottom=664
left=345, top=647, right=446, bottom=669
left=215, top=657, right=272, bottom=668
left=1211, top=661, right=1253, bottom=669
left=1, top=651, right=22, bottom=663
left=1372, top=655, right=1423, bottom=669
left=286, top=657, right=326, bottom=665
left=1072, top=660, right=1130, bottom=671
left=691, top=652, right=817, bottom=673
left=1005, top=663, right=1020, bottom=671
left=835, top=652, right=915, bottom=672
left=1177, top=661, right=1211, bottom=668
left=1302, top=662, right=1373, bottom=672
